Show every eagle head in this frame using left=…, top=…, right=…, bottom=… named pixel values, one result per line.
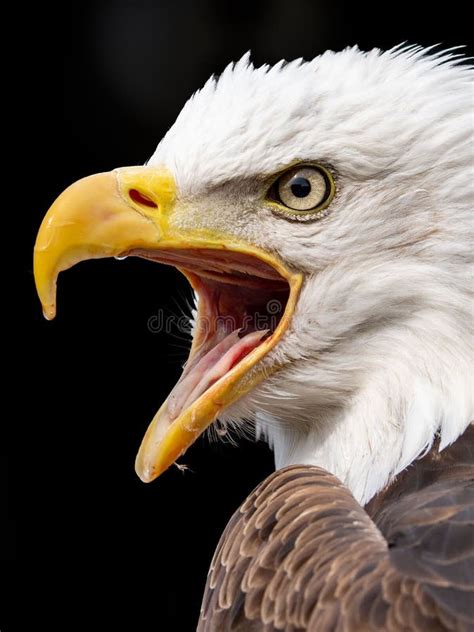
left=34, top=46, right=473, bottom=503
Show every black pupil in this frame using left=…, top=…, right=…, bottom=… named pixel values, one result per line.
left=290, top=177, right=311, bottom=198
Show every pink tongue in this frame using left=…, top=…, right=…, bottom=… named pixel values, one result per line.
left=167, top=329, right=269, bottom=421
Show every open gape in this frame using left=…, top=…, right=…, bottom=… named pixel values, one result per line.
left=130, top=248, right=290, bottom=425
left=33, top=168, right=302, bottom=482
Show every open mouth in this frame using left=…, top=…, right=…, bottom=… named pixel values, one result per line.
left=127, top=247, right=300, bottom=481
left=33, top=167, right=303, bottom=483
left=131, top=248, right=290, bottom=424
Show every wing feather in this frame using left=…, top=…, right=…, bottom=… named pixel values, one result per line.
left=198, top=426, right=473, bottom=631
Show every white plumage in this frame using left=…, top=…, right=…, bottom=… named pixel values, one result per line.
left=150, top=45, right=473, bottom=503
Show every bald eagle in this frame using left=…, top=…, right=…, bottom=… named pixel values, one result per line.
left=35, top=45, right=473, bottom=630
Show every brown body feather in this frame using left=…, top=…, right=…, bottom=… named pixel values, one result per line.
left=198, top=425, right=474, bottom=631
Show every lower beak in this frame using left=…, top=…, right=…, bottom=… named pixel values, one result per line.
left=34, top=167, right=302, bottom=481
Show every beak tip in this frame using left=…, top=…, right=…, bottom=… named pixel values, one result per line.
left=135, top=459, right=159, bottom=484
left=136, top=472, right=155, bottom=484
left=42, top=305, right=56, bottom=321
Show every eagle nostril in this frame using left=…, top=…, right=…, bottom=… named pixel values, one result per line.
left=128, top=189, right=158, bottom=209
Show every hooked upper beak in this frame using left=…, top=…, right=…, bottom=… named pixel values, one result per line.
left=34, top=166, right=302, bottom=481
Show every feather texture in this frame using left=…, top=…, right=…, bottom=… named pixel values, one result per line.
left=148, top=45, right=473, bottom=503
left=198, top=425, right=473, bottom=631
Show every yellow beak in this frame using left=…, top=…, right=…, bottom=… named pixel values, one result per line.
left=34, top=167, right=302, bottom=481
left=34, top=167, right=176, bottom=320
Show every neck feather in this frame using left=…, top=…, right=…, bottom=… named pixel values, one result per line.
left=255, top=329, right=472, bottom=505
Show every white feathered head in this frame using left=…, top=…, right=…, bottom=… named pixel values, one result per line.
left=35, top=45, right=473, bottom=503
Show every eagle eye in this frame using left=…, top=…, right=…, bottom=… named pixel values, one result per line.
left=268, top=165, right=335, bottom=219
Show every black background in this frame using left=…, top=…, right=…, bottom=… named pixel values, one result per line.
left=6, top=1, right=472, bottom=629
